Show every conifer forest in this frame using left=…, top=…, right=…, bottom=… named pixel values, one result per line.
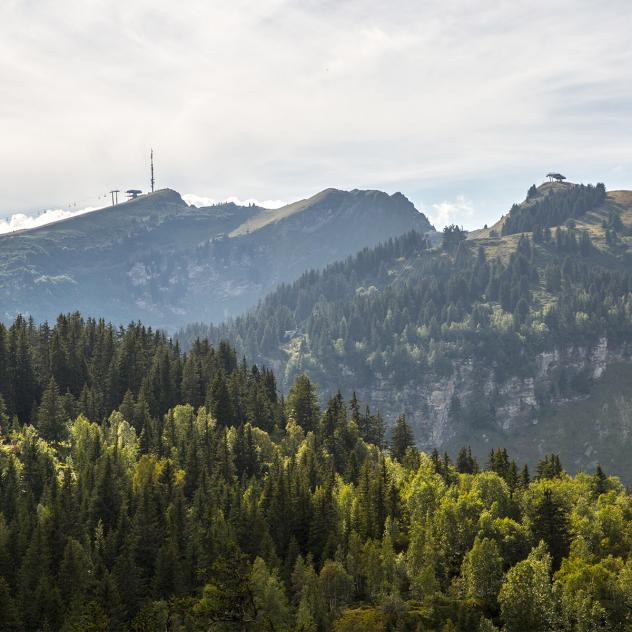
left=0, top=315, right=630, bottom=630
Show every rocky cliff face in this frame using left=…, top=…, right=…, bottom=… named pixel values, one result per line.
left=353, top=337, right=630, bottom=451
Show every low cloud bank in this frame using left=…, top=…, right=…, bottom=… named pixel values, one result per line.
left=183, top=194, right=285, bottom=209
left=0, top=193, right=288, bottom=235
left=428, top=196, right=475, bottom=229
left=0, top=206, right=99, bottom=235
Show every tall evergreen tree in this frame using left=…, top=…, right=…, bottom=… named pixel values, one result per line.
left=36, top=377, right=67, bottom=441
left=286, top=374, right=319, bottom=433
left=390, top=415, right=414, bottom=462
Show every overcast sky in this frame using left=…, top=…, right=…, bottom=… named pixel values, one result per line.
left=1, top=0, right=631, bottom=229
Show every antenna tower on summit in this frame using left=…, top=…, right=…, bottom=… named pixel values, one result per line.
left=150, top=148, right=155, bottom=193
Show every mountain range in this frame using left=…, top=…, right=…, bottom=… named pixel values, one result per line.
left=180, top=180, right=632, bottom=479
left=5, top=177, right=632, bottom=476
left=0, top=187, right=432, bottom=328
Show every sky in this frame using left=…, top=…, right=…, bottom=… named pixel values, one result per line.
left=0, top=0, right=631, bottom=230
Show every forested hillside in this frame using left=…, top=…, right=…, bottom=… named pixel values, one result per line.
left=501, top=182, right=606, bottom=236
left=179, top=183, right=632, bottom=477
left=0, top=315, right=630, bottom=631
left=0, top=188, right=432, bottom=329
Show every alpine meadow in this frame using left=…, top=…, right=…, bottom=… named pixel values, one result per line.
left=2, top=1, right=632, bottom=631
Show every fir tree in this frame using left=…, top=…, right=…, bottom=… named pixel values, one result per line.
left=390, top=415, right=414, bottom=462
left=36, top=377, right=67, bottom=441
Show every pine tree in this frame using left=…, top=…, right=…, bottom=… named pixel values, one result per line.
left=207, top=370, right=233, bottom=426
left=456, top=446, right=478, bottom=474
left=529, top=488, right=570, bottom=569
left=527, top=184, right=538, bottom=200
left=195, top=549, right=257, bottom=629
left=536, top=454, right=563, bottom=479
left=8, top=317, right=37, bottom=423
left=88, top=452, right=121, bottom=532
left=371, top=410, right=386, bottom=450
left=180, top=353, right=203, bottom=407
left=349, top=391, right=361, bottom=427
left=286, top=374, right=319, bottom=433
left=59, top=537, right=92, bottom=610
left=390, top=415, right=414, bottom=462
left=594, top=464, right=608, bottom=496
left=37, top=377, right=67, bottom=441
left=233, top=424, right=259, bottom=478
left=0, top=577, right=22, bottom=631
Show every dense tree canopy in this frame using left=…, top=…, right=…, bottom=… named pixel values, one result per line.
left=2, top=182, right=632, bottom=630
left=0, top=313, right=281, bottom=435
left=0, top=333, right=630, bottom=630
left=180, top=204, right=632, bottom=433
left=501, top=183, right=606, bottom=236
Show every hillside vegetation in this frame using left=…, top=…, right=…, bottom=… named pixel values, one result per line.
left=0, top=315, right=630, bottom=630
left=179, top=182, right=632, bottom=477
left=501, top=182, right=606, bottom=236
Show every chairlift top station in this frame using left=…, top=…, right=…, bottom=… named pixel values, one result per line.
left=109, top=149, right=156, bottom=206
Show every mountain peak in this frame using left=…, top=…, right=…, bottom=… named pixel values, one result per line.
left=0, top=184, right=431, bottom=328
left=470, top=180, right=606, bottom=239
left=230, top=187, right=431, bottom=237
left=534, top=180, right=575, bottom=194
left=107, top=187, right=186, bottom=213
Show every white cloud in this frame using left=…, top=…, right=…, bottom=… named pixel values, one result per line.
left=0, top=0, right=631, bottom=221
left=0, top=206, right=100, bottom=235
left=0, top=193, right=288, bottom=236
left=182, top=194, right=285, bottom=209
left=429, top=196, right=475, bottom=230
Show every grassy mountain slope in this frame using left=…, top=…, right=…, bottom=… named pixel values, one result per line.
left=179, top=181, right=632, bottom=477
left=230, top=187, right=431, bottom=236
left=469, top=180, right=572, bottom=238
left=230, top=188, right=340, bottom=235
left=0, top=187, right=432, bottom=329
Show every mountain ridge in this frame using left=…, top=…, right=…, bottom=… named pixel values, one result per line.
left=178, top=180, right=632, bottom=478
left=230, top=187, right=431, bottom=237
left=0, top=186, right=433, bottom=328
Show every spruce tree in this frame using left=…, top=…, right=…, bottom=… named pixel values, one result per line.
left=456, top=446, right=478, bottom=474
left=286, top=374, right=319, bottom=433
left=0, top=577, right=21, bottom=631
left=207, top=371, right=233, bottom=427
left=594, top=464, right=608, bottom=496
left=390, top=415, right=414, bottom=462
left=36, top=377, right=67, bottom=441
left=529, top=488, right=570, bottom=569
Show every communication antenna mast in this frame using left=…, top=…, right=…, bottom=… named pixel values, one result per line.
left=150, top=148, right=155, bottom=193
left=110, top=190, right=120, bottom=206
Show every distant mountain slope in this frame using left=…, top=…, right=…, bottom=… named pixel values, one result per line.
left=469, top=180, right=607, bottom=239
left=230, top=188, right=428, bottom=237
left=0, top=187, right=432, bottom=328
left=224, top=188, right=433, bottom=285
left=179, top=181, right=632, bottom=478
